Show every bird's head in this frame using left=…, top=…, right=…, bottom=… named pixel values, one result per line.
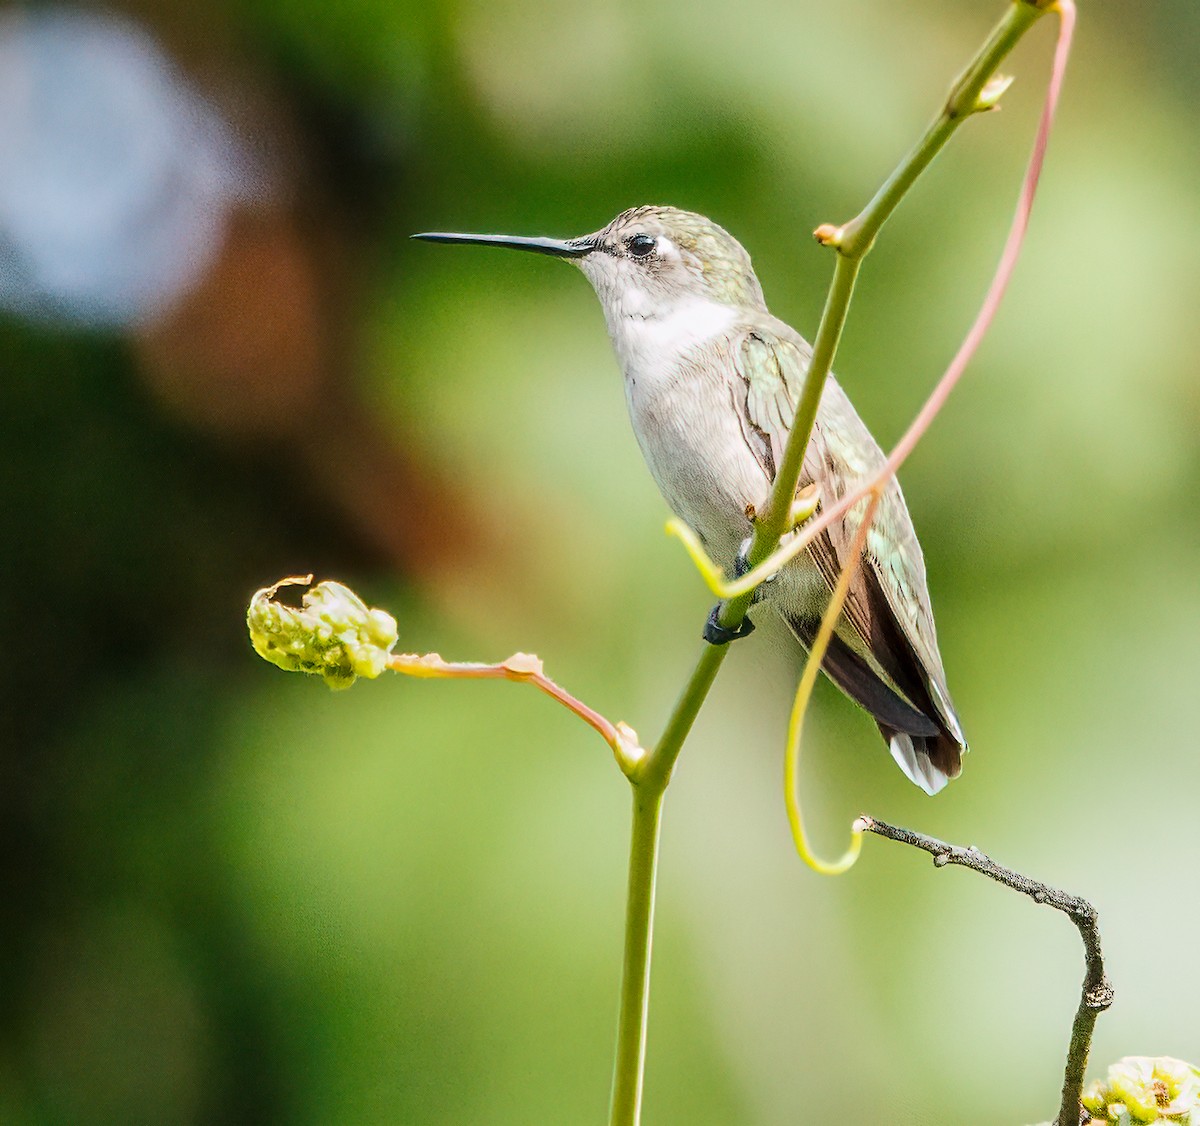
left=413, top=205, right=766, bottom=321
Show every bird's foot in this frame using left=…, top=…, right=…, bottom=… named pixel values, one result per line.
left=703, top=604, right=756, bottom=645
left=734, top=538, right=776, bottom=605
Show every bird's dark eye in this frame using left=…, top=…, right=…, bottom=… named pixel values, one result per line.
left=627, top=234, right=656, bottom=258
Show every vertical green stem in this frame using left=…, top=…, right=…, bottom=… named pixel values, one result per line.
left=839, top=0, right=1044, bottom=257
left=639, top=643, right=729, bottom=791
left=752, top=254, right=861, bottom=543
left=603, top=4, right=1057, bottom=1122
left=609, top=788, right=665, bottom=1126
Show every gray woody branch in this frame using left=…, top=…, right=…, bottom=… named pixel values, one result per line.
left=854, top=816, right=1113, bottom=1126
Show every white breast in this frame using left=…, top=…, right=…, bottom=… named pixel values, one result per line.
left=605, top=296, right=773, bottom=567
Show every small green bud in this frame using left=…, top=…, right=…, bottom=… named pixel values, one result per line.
left=247, top=576, right=399, bottom=690
left=975, top=72, right=1015, bottom=113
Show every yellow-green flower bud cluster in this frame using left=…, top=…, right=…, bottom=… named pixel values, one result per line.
left=247, top=577, right=399, bottom=690
left=1078, top=1057, right=1200, bottom=1124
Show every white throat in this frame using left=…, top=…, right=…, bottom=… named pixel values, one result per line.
left=602, top=291, right=738, bottom=383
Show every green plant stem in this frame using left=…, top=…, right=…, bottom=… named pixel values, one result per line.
left=840, top=0, right=1044, bottom=258
left=637, top=644, right=728, bottom=791
left=759, top=0, right=1042, bottom=547
left=754, top=253, right=860, bottom=548
left=609, top=790, right=665, bottom=1126
left=606, top=4, right=1051, bottom=1123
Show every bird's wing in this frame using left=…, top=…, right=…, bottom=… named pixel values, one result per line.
left=737, top=323, right=963, bottom=744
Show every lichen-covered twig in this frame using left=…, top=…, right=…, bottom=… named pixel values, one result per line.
left=854, top=816, right=1112, bottom=1126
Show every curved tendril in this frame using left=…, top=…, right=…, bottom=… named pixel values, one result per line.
left=784, top=490, right=881, bottom=876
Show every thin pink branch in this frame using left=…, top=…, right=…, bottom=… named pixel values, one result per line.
left=386, top=651, right=642, bottom=769
left=886, top=0, right=1076, bottom=473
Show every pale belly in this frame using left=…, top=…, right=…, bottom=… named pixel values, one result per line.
left=623, top=363, right=828, bottom=617
left=625, top=366, right=760, bottom=556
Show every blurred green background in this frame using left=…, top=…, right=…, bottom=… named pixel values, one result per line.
left=2, top=0, right=1197, bottom=1122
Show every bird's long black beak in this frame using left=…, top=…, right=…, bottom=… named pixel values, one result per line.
left=411, top=231, right=595, bottom=258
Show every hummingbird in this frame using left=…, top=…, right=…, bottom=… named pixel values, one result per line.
left=413, top=207, right=965, bottom=794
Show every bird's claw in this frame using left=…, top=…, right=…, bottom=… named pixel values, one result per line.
left=703, top=605, right=756, bottom=645
left=734, top=538, right=776, bottom=604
